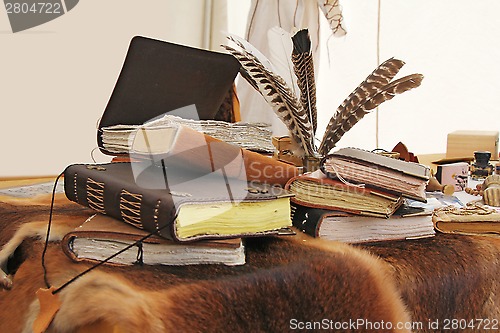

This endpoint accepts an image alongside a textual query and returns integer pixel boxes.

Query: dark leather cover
[291,202,433,242]
[97,36,240,155]
[63,162,293,242]
[290,202,348,237]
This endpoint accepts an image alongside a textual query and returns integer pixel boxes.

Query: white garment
[238,0,346,135]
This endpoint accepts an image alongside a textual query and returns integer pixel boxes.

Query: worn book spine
[290,203,347,237]
[290,203,324,237]
[64,163,178,241]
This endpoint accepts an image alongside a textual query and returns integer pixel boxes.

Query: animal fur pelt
[1,196,500,332]
[359,236,500,330]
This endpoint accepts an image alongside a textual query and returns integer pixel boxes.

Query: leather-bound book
[291,202,434,244]
[97,36,241,155]
[321,147,430,202]
[285,170,403,218]
[62,214,246,266]
[129,124,299,187]
[64,162,294,242]
[433,204,500,236]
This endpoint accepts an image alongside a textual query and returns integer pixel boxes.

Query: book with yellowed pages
[64,162,295,242]
[321,147,430,202]
[61,214,246,266]
[291,202,435,243]
[285,170,404,218]
[433,203,500,235]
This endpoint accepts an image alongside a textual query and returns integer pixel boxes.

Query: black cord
[52,220,175,295]
[41,171,64,289]
[42,170,177,294]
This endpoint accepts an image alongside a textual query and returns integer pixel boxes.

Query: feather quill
[267,27,297,95]
[222,36,315,156]
[291,29,318,134]
[267,27,298,137]
[222,35,424,160]
[318,58,422,155]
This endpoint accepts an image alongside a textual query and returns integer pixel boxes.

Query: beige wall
[0,0,211,176]
[2,0,500,177]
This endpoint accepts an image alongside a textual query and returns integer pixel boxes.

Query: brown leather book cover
[61,214,246,266]
[97,36,241,155]
[130,125,299,187]
[64,162,294,242]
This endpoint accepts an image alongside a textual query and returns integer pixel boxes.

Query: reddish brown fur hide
[1,196,499,332]
[359,235,500,327]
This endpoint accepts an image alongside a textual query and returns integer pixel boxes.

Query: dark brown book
[291,202,435,243]
[97,36,241,156]
[62,214,246,266]
[64,162,294,242]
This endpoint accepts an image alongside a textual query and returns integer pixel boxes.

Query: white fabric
[238,0,346,135]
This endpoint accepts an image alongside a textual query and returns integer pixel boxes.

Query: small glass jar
[470,151,494,180]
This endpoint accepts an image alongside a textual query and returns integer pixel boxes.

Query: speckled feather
[223,37,315,156]
[318,58,423,155]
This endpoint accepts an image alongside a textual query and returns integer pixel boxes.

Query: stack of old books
[61,36,300,267]
[286,147,436,243]
[63,125,298,266]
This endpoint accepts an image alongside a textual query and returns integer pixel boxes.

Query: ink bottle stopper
[470,151,494,180]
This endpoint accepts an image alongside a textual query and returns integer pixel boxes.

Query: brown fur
[359,235,500,327]
[1,196,499,332]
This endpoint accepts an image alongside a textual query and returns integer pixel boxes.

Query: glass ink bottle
[470,151,494,180]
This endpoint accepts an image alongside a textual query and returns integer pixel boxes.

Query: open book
[62,214,246,266]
